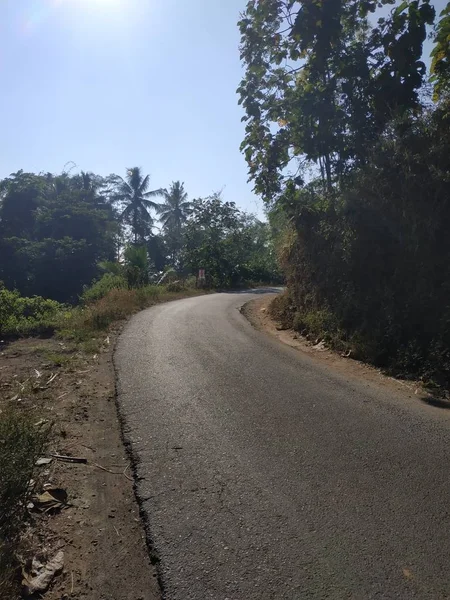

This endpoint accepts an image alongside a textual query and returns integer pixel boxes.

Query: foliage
[0,170,118,303]
[58,283,204,342]
[111,167,164,244]
[124,244,151,288]
[0,409,49,597]
[238,0,435,197]
[431,2,450,100]
[82,273,127,304]
[157,181,192,266]
[183,193,282,287]
[240,1,450,385]
[0,284,65,337]
[277,105,450,383]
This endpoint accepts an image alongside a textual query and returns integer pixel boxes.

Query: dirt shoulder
[242,294,450,413]
[0,332,160,600]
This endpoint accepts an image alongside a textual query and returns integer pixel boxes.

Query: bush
[0,285,64,337]
[269,291,295,328]
[184,275,198,289]
[0,278,204,345]
[82,273,127,304]
[85,289,138,330]
[60,286,162,336]
[277,105,450,384]
[0,410,49,596]
[134,285,160,308]
[165,280,185,293]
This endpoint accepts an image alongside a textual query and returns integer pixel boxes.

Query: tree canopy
[0,168,281,304]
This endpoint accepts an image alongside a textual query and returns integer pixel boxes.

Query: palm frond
[120,204,134,220]
[155,203,171,215]
[139,174,150,195]
[143,188,165,199]
[141,198,160,211]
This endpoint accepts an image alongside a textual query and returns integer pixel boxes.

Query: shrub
[134,285,161,308]
[0,286,64,337]
[269,291,295,328]
[276,105,450,384]
[184,275,198,289]
[82,273,127,304]
[87,289,138,330]
[124,245,150,288]
[165,280,185,293]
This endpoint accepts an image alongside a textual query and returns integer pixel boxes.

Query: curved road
[115,291,450,599]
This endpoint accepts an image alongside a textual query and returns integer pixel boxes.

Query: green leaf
[394,1,409,16]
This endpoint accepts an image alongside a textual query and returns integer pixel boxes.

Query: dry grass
[269,290,296,328]
[57,285,206,346]
[0,409,50,597]
[0,282,207,597]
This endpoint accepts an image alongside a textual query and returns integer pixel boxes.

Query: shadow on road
[421,396,450,410]
[223,287,283,295]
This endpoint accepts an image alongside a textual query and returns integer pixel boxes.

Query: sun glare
[54,0,124,10]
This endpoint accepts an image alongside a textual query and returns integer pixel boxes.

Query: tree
[183,193,281,287]
[156,181,192,265]
[238,0,435,200]
[0,171,44,238]
[431,2,450,100]
[0,170,118,302]
[112,167,163,243]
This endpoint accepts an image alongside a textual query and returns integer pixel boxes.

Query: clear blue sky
[0,0,446,218]
[0,0,264,215]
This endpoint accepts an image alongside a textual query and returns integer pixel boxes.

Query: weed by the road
[0,409,50,597]
[58,284,205,343]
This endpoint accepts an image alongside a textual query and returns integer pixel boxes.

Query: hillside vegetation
[239,0,450,386]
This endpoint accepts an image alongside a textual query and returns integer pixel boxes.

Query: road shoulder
[0,333,160,600]
[242,294,447,413]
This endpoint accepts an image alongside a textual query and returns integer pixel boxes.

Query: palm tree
[157,181,191,231]
[113,167,164,243]
[157,181,192,265]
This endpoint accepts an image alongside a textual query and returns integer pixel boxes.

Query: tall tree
[238,0,435,200]
[112,167,163,243]
[157,181,192,265]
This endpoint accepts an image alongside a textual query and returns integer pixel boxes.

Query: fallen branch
[50,454,87,464]
[123,464,133,482]
[47,373,58,385]
[93,462,115,474]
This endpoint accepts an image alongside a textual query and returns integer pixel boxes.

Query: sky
[0,0,447,219]
[0,0,264,215]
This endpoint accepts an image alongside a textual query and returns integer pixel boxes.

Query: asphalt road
[115,290,450,599]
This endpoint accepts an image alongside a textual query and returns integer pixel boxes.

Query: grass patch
[40,351,73,368]
[0,409,50,597]
[57,284,206,345]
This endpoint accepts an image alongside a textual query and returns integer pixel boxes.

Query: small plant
[124,245,150,288]
[41,351,72,368]
[134,285,160,308]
